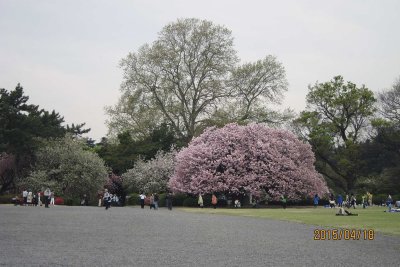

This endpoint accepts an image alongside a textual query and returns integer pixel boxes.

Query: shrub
[127,193,139,206]
[183,197,198,207]
[373,194,387,205]
[158,193,166,207]
[172,193,187,206]
[0,194,14,204]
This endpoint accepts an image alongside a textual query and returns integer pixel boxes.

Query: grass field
[180,206,400,236]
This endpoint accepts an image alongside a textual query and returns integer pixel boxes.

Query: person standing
[97,190,103,207]
[362,194,368,209]
[345,194,350,208]
[211,194,218,209]
[149,194,155,210]
[166,192,173,210]
[44,188,51,208]
[50,191,55,206]
[337,194,343,207]
[27,190,33,206]
[386,195,393,211]
[153,193,159,210]
[22,189,28,206]
[198,194,204,208]
[367,192,373,206]
[103,189,111,210]
[139,192,146,209]
[37,191,42,206]
[313,194,319,208]
[281,195,287,209]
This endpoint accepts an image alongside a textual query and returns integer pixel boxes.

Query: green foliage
[0,84,90,194]
[24,135,108,200]
[64,197,81,206]
[122,149,176,194]
[294,76,377,192]
[107,18,291,142]
[96,124,180,174]
[158,193,166,207]
[0,194,14,204]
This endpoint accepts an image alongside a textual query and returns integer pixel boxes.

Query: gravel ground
[0,204,399,266]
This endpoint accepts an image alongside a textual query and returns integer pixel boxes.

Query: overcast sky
[1,0,399,141]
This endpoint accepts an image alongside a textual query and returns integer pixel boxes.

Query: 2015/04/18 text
[314,229,375,240]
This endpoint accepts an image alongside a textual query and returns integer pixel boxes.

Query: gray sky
[1,0,399,141]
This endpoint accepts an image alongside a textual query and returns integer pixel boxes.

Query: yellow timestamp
[314,229,375,240]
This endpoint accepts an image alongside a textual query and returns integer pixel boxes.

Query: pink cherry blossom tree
[169,123,328,200]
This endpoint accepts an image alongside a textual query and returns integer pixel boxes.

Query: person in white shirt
[103,189,111,210]
[37,192,42,206]
[50,192,55,205]
[22,189,28,206]
[27,191,33,206]
[139,192,146,209]
[44,188,51,208]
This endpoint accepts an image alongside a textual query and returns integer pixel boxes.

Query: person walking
[198,194,204,208]
[103,189,111,210]
[44,188,51,208]
[166,192,173,210]
[153,193,159,210]
[139,192,146,209]
[211,194,218,209]
[313,194,319,208]
[350,193,356,209]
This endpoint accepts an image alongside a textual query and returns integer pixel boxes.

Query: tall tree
[304,76,376,144]
[0,84,89,193]
[227,55,291,124]
[378,76,400,124]
[96,123,179,174]
[293,76,376,191]
[107,18,290,142]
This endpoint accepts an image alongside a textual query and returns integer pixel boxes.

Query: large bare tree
[107,18,289,142]
[378,77,400,124]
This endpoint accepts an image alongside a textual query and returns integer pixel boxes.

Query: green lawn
[180,206,400,236]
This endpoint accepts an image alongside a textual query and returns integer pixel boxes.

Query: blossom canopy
[169,123,328,200]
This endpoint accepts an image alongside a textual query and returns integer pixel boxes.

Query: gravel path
[0,205,399,266]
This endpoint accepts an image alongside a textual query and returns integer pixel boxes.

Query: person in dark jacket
[154,193,159,210]
[166,192,173,210]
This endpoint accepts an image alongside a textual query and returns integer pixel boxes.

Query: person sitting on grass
[336,207,358,216]
[234,199,241,208]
